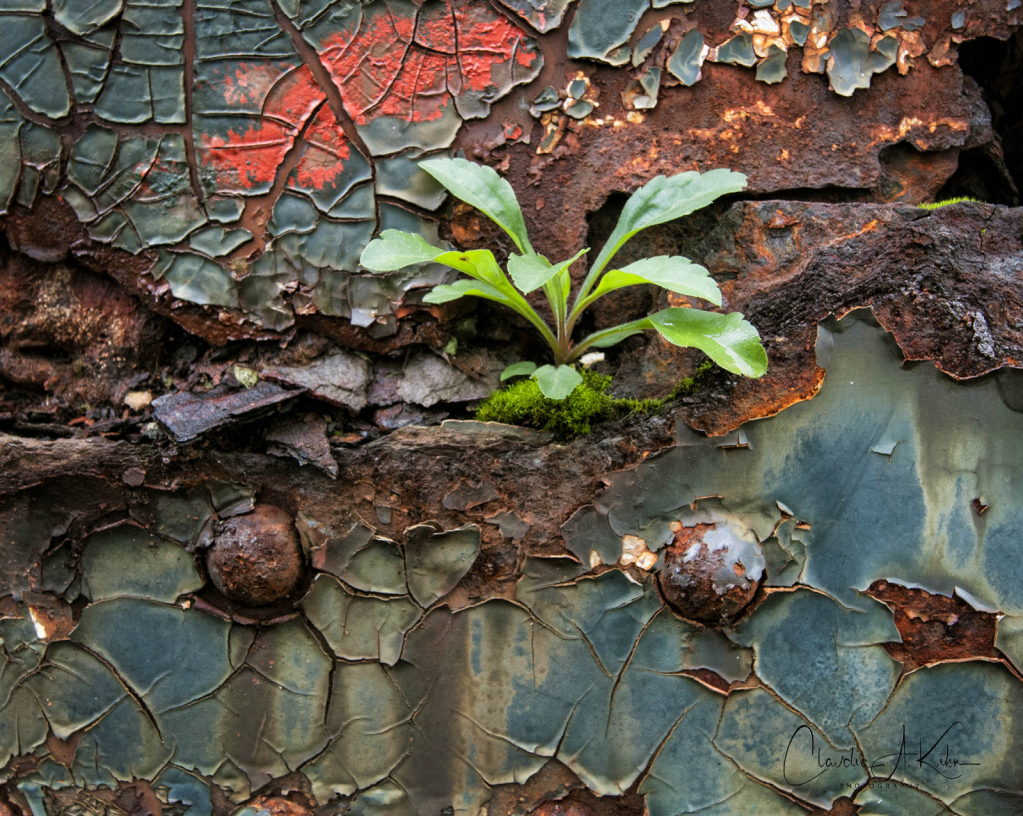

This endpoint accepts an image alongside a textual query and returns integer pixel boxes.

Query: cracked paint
[0,0,1009,341]
[5,312,1023,812]
[1,2,1023,815]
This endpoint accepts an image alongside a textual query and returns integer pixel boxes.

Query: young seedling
[359,158,767,400]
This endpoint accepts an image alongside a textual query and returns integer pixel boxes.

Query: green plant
[359,158,767,400]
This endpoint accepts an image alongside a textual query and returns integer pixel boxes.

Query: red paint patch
[264,64,327,126]
[200,121,296,193]
[287,106,354,192]
[198,63,326,194]
[316,0,540,125]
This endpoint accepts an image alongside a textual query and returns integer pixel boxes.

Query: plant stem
[565,316,650,362]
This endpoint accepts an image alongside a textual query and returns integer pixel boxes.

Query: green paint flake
[301,574,420,665]
[826,29,898,96]
[640,692,794,816]
[62,33,115,104]
[52,0,123,36]
[207,196,245,223]
[154,767,213,816]
[0,16,71,118]
[151,251,240,307]
[716,33,757,67]
[343,537,407,594]
[190,225,253,257]
[67,124,120,198]
[857,663,1023,804]
[96,63,185,124]
[0,90,23,214]
[667,29,705,86]
[120,0,185,66]
[494,0,572,33]
[328,183,376,219]
[26,641,128,739]
[684,628,752,683]
[756,45,788,84]
[69,598,239,715]
[732,590,901,747]
[355,102,462,158]
[72,696,172,786]
[375,151,448,211]
[995,615,1023,673]
[715,688,867,806]
[561,504,623,566]
[567,0,647,65]
[81,524,203,602]
[518,561,660,676]
[632,22,665,67]
[301,661,413,801]
[404,523,481,607]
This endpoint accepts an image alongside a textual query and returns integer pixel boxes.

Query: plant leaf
[500,361,538,381]
[360,230,447,272]
[397,246,560,354]
[422,279,508,305]
[420,157,534,254]
[647,307,767,378]
[592,256,722,305]
[581,169,746,299]
[508,249,588,294]
[362,232,509,286]
[531,365,583,400]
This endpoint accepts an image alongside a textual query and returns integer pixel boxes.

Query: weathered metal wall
[1,1,1022,816]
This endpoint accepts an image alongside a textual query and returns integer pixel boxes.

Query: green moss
[474,361,715,441]
[668,359,713,399]
[475,370,653,440]
[917,196,980,210]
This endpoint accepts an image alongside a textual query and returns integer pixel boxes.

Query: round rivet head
[206,505,303,606]
[659,521,766,626]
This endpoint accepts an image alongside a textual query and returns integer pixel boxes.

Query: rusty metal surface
[593,200,1023,435]
[0,313,1022,816]
[0,0,1017,348]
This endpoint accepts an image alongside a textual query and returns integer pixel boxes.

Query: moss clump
[918,196,980,210]
[474,361,714,441]
[475,370,656,440]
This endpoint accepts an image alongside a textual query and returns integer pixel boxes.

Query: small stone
[659,521,766,626]
[121,467,146,487]
[206,506,304,606]
[124,391,153,411]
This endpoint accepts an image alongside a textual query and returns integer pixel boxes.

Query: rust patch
[805,797,859,816]
[243,793,313,816]
[462,58,981,265]
[597,201,1023,436]
[658,522,764,626]
[866,580,1000,672]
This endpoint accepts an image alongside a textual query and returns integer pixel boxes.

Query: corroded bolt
[206,505,303,606]
[658,521,766,626]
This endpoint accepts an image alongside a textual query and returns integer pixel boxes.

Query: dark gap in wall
[956,30,1023,202]
[935,145,1019,205]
